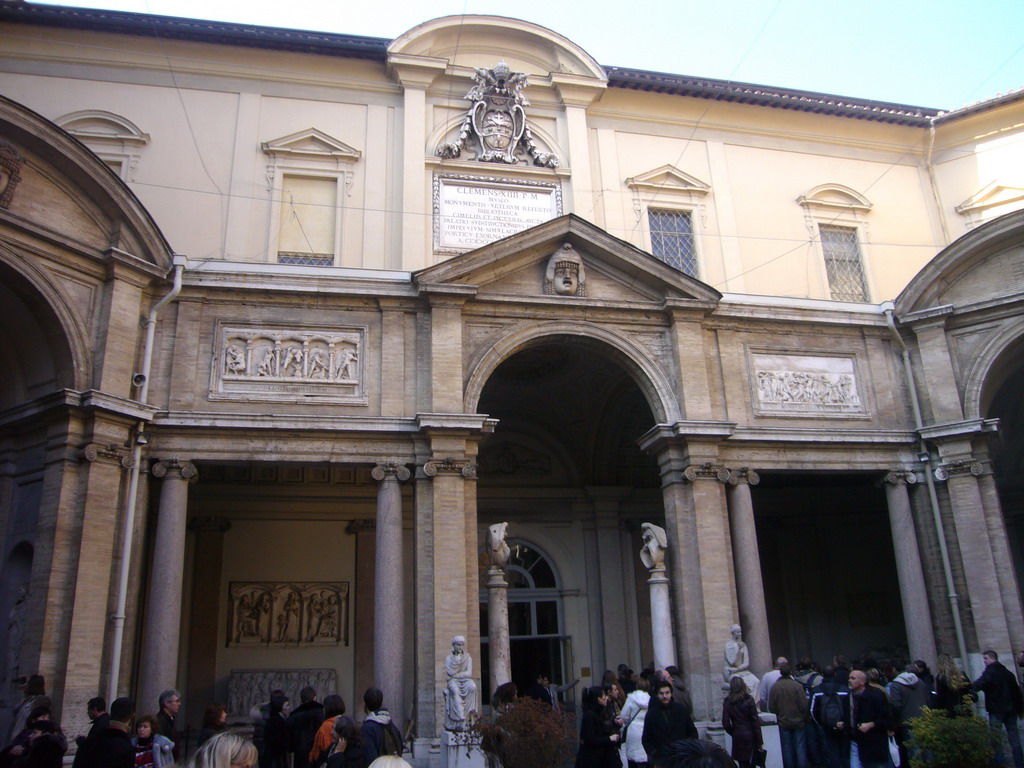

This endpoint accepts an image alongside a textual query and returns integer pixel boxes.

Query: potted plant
[472,697,575,768]
[907,703,998,768]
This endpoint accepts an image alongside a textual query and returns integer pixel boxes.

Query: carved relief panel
[227,668,337,716]
[748,350,867,418]
[227,582,349,647]
[210,324,367,404]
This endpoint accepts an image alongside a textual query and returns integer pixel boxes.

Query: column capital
[81,442,135,469]
[346,519,376,534]
[371,462,411,482]
[423,458,476,478]
[152,458,198,481]
[683,462,732,484]
[882,470,919,486]
[934,459,989,481]
[188,516,232,533]
[726,467,760,486]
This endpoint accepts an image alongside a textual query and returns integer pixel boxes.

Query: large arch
[464,319,681,424]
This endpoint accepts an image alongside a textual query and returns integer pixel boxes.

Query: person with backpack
[810,667,850,768]
[360,689,403,764]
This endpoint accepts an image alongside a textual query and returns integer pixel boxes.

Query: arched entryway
[980,334,1024,598]
[474,335,664,702]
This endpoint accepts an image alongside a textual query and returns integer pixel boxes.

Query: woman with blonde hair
[934,653,976,716]
[367,757,413,768]
[187,731,258,768]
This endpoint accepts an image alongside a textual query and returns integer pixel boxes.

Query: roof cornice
[0,2,991,125]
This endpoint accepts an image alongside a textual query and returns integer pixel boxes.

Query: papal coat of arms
[437,60,558,167]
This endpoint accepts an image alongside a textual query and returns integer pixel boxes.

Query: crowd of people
[0,674,409,768]
[4,649,1022,768]
[747,650,1024,768]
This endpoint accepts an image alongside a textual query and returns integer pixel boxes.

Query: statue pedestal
[441,730,486,768]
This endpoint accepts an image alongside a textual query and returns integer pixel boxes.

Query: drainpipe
[882,303,969,668]
[107,254,187,703]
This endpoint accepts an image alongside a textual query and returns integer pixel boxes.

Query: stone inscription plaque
[434,175,561,253]
[750,351,865,417]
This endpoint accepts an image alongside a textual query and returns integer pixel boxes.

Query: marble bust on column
[723,624,760,701]
[444,635,478,731]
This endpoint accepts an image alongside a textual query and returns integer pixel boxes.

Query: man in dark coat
[843,670,890,768]
[642,680,698,767]
[973,650,1024,768]
[287,686,325,768]
[810,667,850,768]
[72,696,134,768]
[155,689,181,761]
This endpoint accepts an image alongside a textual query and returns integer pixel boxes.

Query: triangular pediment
[626,164,710,196]
[261,128,361,161]
[956,182,1024,215]
[414,214,721,305]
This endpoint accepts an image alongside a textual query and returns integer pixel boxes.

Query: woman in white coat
[618,676,650,768]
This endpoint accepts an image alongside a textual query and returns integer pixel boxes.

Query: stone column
[347,519,377,704]
[976,469,1024,652]
[139,458,197,713]
[372,461,410,729]
[640,522,677,669]
[486,564,511,693]
[882,471,937,666]
[184,517,231,721]
[726,469,771,678]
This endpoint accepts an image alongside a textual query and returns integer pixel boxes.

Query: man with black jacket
[974,650,1024,768]
[841,671,890,768]
[72,697,134,768]
[642,680,698,767]
[287,686,325,768]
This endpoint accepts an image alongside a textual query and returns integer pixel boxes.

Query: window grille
[648,208,697,277]
[277,253,334,266]
[819,225,868,302]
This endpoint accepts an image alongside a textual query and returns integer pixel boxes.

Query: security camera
[132,373,147,387]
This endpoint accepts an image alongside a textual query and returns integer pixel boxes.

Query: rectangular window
[820,224,868,302]
[278,175,337,266]
[648,208,697,277]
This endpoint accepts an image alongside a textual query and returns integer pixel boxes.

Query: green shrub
[907,704,997,768]
[472,696,575,768]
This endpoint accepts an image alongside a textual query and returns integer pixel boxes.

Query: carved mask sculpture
[544,243,586,296]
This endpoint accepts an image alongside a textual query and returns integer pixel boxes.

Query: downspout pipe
[882,302,969,668]
[107,254,187,703]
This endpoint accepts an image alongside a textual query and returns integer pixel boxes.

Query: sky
[30,0,1024,110]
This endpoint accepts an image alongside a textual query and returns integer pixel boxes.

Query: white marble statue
[723,624,760,702]
[488,522,510,569]
[640,522,667,570]
[444,635,478,731]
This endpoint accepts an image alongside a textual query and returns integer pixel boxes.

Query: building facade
[0,4,1023,757]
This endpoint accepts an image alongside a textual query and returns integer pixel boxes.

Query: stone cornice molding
[416,283,479,303]
[637,420,736,453]
[416,413,497,434]
[423,458,477,478]
[152,458,198,481]
[386,53,448,89]
[918,418,999,442]
[371,461,411,482]
[81,390,160,423]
